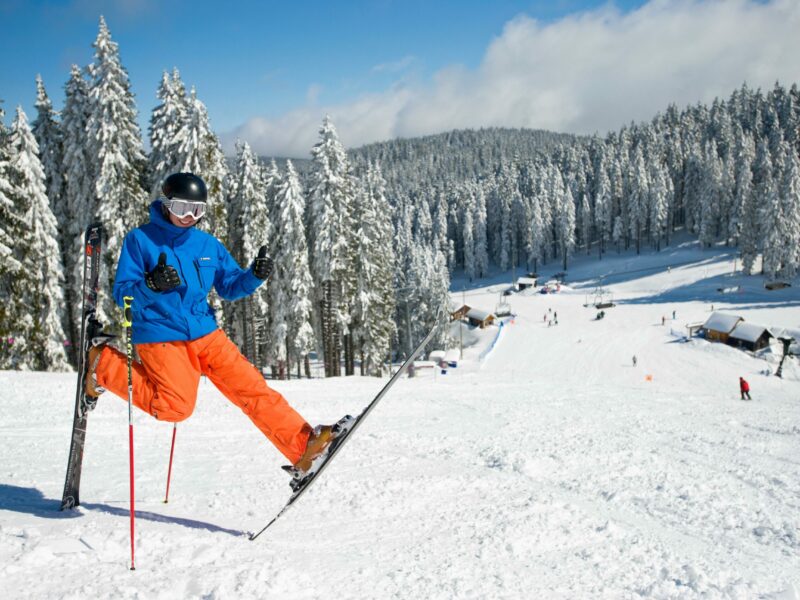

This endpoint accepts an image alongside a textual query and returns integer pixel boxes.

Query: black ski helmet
[162,172,207,203]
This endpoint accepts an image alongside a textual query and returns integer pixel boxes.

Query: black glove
[252,246,274,280]
[145,252,181,292]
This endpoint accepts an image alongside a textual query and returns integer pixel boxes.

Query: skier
[632,355,637,367]
[739,377,752,400]
[661,315,665,326]
[672,310,676,320]
[85,173,338,475]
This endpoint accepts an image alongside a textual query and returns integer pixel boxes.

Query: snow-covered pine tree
[270,160,315,378]
[558,174,576,270]
[32,75,64,225]
[627,146,649,254]
[612,215,624,253]
[594,153,612,256]
[698,141,722,248]
[228,140,270,366]
[307,116,355,377]
[407,245,450,350]
[578,192,591,255]
[778,143,800,278]
[648,161,670,251]
[750,139,774,276]
[527,175,545,272]
[472,182,489,278]
[351,161,396,375]
[8,107,69,371]
[0,105,25,368]
[61,64,93,356]
[462,189,475,280]
[729,126,754,246]
[86,16,148,326]
[173,86,229,241]
[147,69,188,198]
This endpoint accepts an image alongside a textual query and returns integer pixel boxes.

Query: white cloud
[223,0,800,158]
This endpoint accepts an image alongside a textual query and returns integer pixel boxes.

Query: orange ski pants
[94,328,311,464]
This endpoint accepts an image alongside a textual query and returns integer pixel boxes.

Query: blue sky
[1,1,797,157]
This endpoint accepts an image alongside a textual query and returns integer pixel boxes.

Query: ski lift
[495,293,512,317]
[589,286,615,309]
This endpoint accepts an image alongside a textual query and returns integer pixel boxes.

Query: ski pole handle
[123,296,133,328]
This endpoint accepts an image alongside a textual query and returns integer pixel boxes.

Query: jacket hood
[149,200,195,240]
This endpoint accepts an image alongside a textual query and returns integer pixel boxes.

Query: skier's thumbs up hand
[252,245,274,280]
[145,252,181,292]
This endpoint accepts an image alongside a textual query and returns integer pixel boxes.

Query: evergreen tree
[351,162,397,375]
[31,75,64,224]
[0,105,25,368]
[307,116,355,377]
[8,107,69,370]
[648,161,670,251]
[698,141,722,247]
[270,160,315,378]
[729,127,754,245]
[779,145,800,278]
[462,191,475,280]
[173,87,228,241]
[60,64,93,356]
[558,174,576,270]
[228,140,270,365]
[147,68,188,198]
[747,139,774,275]
[85,16,148,325]
[472,183,489,278]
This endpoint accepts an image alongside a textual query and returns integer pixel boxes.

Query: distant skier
[672,310,676,320]
[739,377,752,400]
[661,315,665,326]
[85,173,342,476]
[632,355,637,367]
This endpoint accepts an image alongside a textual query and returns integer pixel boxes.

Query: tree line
[1,16,798,373]
[0,17,421,374]
[353,83,800,284]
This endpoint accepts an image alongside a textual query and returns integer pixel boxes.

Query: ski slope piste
[0,240,798,598]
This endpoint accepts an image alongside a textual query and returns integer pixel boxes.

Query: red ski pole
[123,296,136,571]
[164,424,177,503]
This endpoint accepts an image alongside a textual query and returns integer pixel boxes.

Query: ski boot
[282,415,356,489]
[83,322,117,409]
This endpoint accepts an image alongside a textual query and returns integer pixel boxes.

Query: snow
[2,240,799,598]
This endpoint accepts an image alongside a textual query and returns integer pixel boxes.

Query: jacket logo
[199,257,211,261]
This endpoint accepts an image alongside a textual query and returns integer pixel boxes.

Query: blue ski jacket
[113,201,262,344]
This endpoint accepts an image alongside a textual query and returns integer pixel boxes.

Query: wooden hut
[516,276,537,291]
[701,312,743,343]
[466,308,495,329]
[728,322,774,352]
[450,305,470,322]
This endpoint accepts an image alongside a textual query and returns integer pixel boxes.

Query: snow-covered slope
[2,241,798,599]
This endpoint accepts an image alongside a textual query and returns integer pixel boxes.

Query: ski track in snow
[1,243,799,599]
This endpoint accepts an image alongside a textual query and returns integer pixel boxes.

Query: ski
[249,312,442,540]
[60,223,103,510]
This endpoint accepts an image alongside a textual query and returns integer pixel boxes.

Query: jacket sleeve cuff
[244,268,263,292]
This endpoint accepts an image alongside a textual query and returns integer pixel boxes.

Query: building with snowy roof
[466,308,495,329]
[728,322,774,352]
[516,276,537,291]
[701,312,743,343]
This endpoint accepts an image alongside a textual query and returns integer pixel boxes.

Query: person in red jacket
[739,377,752,400]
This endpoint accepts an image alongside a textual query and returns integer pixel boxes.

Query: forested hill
[350,127,579,188]
[338,82,800,288]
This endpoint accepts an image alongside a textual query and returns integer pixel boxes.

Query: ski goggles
[166,198,207,220]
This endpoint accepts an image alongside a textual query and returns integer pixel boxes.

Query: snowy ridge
[1,240,799,598]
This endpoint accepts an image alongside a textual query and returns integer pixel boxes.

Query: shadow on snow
[0,484,246,537]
